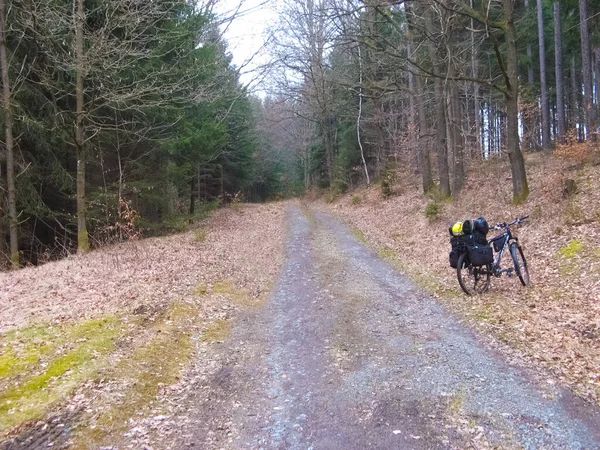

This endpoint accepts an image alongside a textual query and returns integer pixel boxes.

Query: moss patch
[74,301,199,447]
[352,228,367,244]
[0,318,123,434]
[301,205,317,224]
[211,281,235,294]
[557,239,585,259]
[376,246,396,261]
[202,319,231,343]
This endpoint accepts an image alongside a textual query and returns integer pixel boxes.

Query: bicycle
[457,216,530,295]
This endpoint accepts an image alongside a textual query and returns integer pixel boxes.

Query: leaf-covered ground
[1,204,284,332]
[320,153,600,405]
[0,203,287,446]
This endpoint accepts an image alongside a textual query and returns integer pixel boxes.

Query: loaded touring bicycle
[449,216,530,295]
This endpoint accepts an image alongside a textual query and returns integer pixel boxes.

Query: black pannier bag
[473,230,488,245]
[465,235,494,266]
[449,236,467,268]
[450,236,471,269]
[461,220,474,235]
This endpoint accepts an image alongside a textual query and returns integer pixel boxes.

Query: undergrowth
[141,200,221,236]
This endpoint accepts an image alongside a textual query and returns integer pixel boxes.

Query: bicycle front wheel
[457,252,491,296]
[510,242,530,286]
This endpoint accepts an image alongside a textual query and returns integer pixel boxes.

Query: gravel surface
[164,205,600,449]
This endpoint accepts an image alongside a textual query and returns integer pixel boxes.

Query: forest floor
[320,151,600,408]
[4,203,598,449]
[0,203,286,448]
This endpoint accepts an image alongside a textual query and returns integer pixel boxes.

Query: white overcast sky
[213,0,279,91]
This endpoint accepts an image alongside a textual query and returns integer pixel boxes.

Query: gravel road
[175,206,600,449]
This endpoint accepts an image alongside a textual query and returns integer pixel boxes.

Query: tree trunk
[504,0,529,202]
[470,0,482,158]
[0,0,19,268]
[524,0,535,150]
[323,115,335,185]
[415,73,433,193]
[407,43,417,171]
[75,0,89,252]
[406,3,433,193]
[579,0,595,140]
[450,82,464,195]
[447,29,464,195]
[595,48,600,123]
[435,84,450,198]
[189,171,196,216]
[537,0,551,148]
[426,13,450,198]
[304,151,310,191]
[525,0,535,85]
[570,55,580,137]
[554,1,566,144]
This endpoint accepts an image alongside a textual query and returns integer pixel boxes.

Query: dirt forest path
[162,205,600,450]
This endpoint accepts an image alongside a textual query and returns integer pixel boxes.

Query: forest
[1,0,599,269]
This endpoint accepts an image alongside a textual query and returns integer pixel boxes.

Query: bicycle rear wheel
[457,252,491,295]
[510,242,530,286]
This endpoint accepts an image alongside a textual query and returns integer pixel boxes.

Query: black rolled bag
[474,217,489,234]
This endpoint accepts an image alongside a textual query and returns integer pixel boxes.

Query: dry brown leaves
[321,153,600,405]
[0,203,287,333]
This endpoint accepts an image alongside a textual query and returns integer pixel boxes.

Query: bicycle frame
[493,233,511,267]
[491,226,519,277]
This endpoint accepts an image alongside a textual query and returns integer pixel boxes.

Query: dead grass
[320,152,600,405]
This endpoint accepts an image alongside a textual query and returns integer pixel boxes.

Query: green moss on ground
[557,239,585,259]
[352,228,367,244]
[74,301,199,447]
[301,205,317,224]
[0,317,123,434]
[202,319,231,343]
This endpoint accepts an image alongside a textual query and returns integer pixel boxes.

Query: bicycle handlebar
[494,215,529,230]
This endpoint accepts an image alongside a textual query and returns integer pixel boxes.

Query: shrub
[195,229,207,243]
[351,195,362,205]
[332,179,348,196]
[380,161,397,198]
[425,202,439,219]
[554,133,595,164]
[381,178,392,198]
